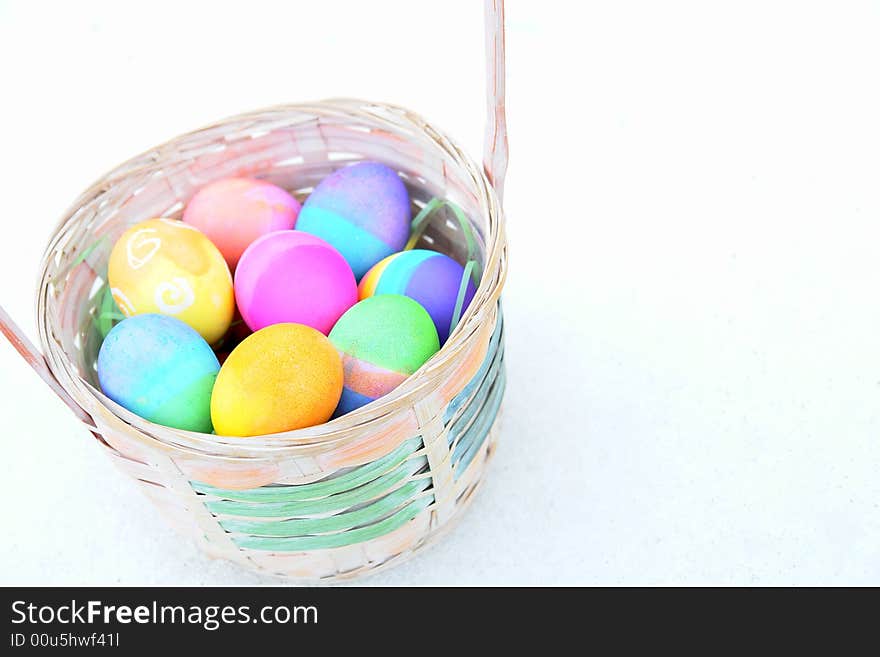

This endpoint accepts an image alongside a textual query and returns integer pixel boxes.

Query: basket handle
[0,305,94,425]
[484,0,508,202]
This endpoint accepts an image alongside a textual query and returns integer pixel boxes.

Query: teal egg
[97,314,220,432]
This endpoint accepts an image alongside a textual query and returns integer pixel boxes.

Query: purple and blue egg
[358,249,477,344]
[97,314,220,432]
[296,161,411,279]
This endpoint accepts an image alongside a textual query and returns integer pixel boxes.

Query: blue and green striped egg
[97,314,220,432]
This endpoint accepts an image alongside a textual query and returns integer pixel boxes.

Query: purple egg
[358,249,477,344]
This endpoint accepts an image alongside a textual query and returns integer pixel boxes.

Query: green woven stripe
[234,495,434,551]
[453,366,506,476]
[220,477,431,537]
[444,311,504,423]
[453,363,505,460]
[206,456,428,518]
[192,437,423,503]
[448,344,504,447]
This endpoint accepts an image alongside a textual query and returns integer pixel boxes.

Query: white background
[1,0,879,585]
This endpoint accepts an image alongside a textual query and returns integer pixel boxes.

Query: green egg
[329,295,440,415]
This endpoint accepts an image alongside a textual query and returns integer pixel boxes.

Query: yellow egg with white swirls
[108,218,233,345]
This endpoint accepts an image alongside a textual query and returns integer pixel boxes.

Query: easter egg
[108,218,234,345]
[359,249,477,344]
[234,230,357,334]
[210,323,343,436]
[329,295,440,416]
[182,177,301,269]
[97,314,220,432]
[297,161,411,279]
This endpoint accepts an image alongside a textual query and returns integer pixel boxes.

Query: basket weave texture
[35,99,507,580]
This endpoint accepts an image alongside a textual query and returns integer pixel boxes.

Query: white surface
[2,0,880,585]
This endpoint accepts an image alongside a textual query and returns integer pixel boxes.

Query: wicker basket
[0,1,508,582]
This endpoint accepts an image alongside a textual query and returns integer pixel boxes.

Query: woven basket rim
[36,98,507,457]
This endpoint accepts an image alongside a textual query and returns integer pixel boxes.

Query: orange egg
[210,323,343,437]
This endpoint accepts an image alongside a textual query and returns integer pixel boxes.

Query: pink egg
[183,177,301,269]
[235,230,357,334]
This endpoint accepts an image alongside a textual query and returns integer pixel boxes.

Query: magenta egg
[234,230,357,334]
